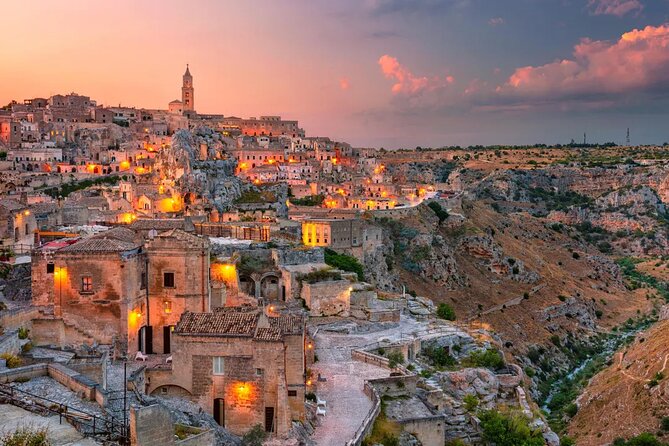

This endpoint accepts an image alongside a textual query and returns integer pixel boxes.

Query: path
[310,316,428,445]
[0,404,100,445]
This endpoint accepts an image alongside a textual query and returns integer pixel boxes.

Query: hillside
[567,319,669,445]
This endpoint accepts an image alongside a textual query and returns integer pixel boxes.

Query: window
[140,272,146,290]
[164,301,172,314]
[213,357,225,375]
[163,272,175,288]
[288,390,297,397]
[256,368,264,376]
[81,276,93,292]
[47,263,55,274]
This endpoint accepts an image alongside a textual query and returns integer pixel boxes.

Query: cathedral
[168,65,195,114]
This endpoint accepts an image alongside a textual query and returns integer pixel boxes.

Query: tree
[437,303,456,321]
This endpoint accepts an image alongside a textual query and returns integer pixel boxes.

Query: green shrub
[427,201,449,223]
[21,342,33,353]
[463,394,479,412]
[660,417,669,432]
[0,427,50,446]
[241,424,267,446]
[324,248,364,281]
[298,268,342,284]
[305,392,316,402]
[290,194,324,206]
[0,353,22,369]
[423,345,456,368]
[479,410,545,446]
[18,327,29,340]
[564,403,578,417]
[466,349,505,370]
[387,351,404,369]
[436,303,456,321]
[561,436,576,446]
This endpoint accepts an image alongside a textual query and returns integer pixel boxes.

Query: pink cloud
[378,55,454,96]
[497,24,669,102]
[588,0,643,17]
[339,77,350,91]
[488,17,504,26]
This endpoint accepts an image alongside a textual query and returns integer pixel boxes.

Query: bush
[423,345,456,368]
[436,303,456,321]
[0,353,22,369]
[305,392,316,402]
[290,194,324,206]
[466,349,505,370]
[241,425,266,446]
[660,417,669,432]
[324,248,364,281]
[479,410,545,446]
[564,403,578,417]
[298,268,342,284]
[427,201,449,223]
[561,437,576,446]
[387,351,404,369]
[18,327,29,340]
[22,342,33,353]
[0,427,50,446]
[463,394,479,412]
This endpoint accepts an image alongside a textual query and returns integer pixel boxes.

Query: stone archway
[239,274,256,297]
[260,272,281,301]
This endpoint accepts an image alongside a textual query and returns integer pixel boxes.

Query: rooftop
[176,308,303,341]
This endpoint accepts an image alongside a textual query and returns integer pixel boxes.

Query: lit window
[81,276,93,292]
[164,301,172,314]
[213,357,225,375]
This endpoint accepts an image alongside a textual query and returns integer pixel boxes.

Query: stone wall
[130,404,176,446]
[0,307,38,331]
[272,247,324,266]
[301,279,351,317]
[400,416,446,446]
[0,329,21,356]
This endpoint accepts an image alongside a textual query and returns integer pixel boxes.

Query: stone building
[31,227,146,352]
[31,227,210,357]
[0,198,37,251]
[145,307,307,438]
[301,218,364,248]
[145,228,210,355]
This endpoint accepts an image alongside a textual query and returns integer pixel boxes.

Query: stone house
[145,307,307,438]
[0,198,37,251]
[31,227,210,357]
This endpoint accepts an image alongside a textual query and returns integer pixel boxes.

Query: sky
[2,0,669,148]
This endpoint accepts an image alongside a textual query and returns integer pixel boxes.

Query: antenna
[626,128,630,146]
[583,133,587,145]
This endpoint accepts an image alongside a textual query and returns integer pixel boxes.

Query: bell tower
[182,64,194,112]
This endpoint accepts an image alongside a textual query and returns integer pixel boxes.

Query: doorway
[163,326,174,354]
[265,407,275,433]
[214,398,225,426]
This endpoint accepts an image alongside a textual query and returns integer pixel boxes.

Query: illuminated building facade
[145,307,307,438]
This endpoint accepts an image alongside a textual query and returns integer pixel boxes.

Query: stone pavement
[0,404,100,445]
[309,315,429,445]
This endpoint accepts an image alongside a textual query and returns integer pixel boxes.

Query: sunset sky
[3,0,669,147]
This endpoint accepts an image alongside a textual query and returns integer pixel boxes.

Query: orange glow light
[306,380,312,386]
[119,160,130,170]
[23,210,30,216]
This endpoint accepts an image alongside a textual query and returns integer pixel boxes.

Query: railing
[0,243,34,257]
[0,382,128,444]
[194,222,270,241]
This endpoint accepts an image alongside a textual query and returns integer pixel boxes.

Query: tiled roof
[176,310,304,341]
[130,219,185,231]
[59,237,139,253]
[176,311,258,337]
[59,227,141,253]
[155,229,208,248]
[0,199,26,212]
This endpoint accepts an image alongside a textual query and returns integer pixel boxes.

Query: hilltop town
[2,67,669,446]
